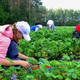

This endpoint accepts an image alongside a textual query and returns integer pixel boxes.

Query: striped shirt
[0,25,13,61]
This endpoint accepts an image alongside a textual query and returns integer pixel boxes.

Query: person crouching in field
[47,20,56,30]
[30,21,42,32]
[72,24,80,39]
[0,21,31,79]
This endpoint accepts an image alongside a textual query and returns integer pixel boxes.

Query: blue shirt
[7,41,19,60]
[52,24,56,30]
[30,26,39,32]
[47,23,56,30]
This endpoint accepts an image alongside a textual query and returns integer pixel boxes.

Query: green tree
[46,8,80,26]
[46,9,54,21]
[68,9,74,26]
[39,6,47,25]
[30,0,43,25]
[52,8,64,26]
[73,10,80,25]
[0,0,11,24]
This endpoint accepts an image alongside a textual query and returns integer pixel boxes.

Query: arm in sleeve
[0,33,11,61]
[35,27,39,31]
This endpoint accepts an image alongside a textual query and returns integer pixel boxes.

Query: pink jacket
[0,25,13,61]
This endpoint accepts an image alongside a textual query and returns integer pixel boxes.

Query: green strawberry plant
[26,57,38,64]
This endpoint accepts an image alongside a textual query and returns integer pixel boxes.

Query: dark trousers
[72,28,80,39]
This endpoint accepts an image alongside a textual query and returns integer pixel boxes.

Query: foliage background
[0,0,80,26]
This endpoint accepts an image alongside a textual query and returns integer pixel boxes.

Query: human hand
[20,61,30,69]
[26,56,28,59]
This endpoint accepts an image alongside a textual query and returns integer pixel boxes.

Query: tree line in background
[0,0,80,26]
[47,8,80,26]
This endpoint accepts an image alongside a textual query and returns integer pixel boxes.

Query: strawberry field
[0,26,80,80]
[19,26,80,60]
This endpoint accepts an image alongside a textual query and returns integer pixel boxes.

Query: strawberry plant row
[19,27,80,60]
[0,57,80,80]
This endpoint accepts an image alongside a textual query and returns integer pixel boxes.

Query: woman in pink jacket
[0,21,31,79]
